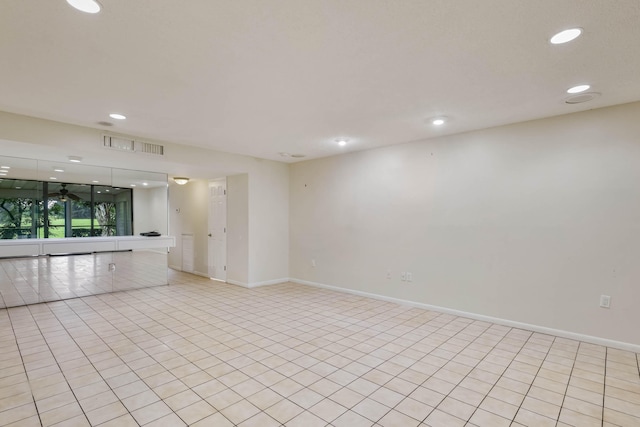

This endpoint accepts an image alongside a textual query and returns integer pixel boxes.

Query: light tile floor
[1,270,639,426]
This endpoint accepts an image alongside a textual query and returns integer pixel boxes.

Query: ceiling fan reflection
[48,183,81,202]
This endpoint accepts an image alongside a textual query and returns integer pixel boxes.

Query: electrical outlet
[406,272,412,282]
[400,272,406,281]
[599,295,611,308]
[311,259,316,268]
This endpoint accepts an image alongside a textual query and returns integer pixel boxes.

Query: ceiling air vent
[137,141,164,156]
[103,135,135,151]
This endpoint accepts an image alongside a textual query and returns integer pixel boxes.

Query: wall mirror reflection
[0,154,168,239]
[0,179,133,239]
[0,154,172,309]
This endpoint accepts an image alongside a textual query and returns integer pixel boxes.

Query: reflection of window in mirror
[0,179,38,239]
[0,178,132,239]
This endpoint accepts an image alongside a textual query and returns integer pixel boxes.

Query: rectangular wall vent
[102,135,165,156]
[137,141,164,156]
[103,135,135,151]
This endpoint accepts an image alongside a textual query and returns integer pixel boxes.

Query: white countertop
[0,235,176,257]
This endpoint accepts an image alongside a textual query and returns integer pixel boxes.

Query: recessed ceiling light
[15,186,21,189]
[97,191,101,194]
[50,177,57,180]
[428,116,448,126]
[92,180,99,183]
[0,166,10,169]
[130,184,136,187]
[550,28,582,44]
[68,156,82,163]
[336,138,349,147]
[109,113,126,120]
[279,152,291,157]
[66,0,102,14]
[106,189,110,192]
[142,182,148,186]
[53,168,65,173]
[567,84,590,94]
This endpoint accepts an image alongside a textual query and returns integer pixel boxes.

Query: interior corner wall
[248,162,290,285]
[227,174,249,285]
[168,179,209,276]
[133,186,168,236]
[133,189,150,236]
[289,102,640,347]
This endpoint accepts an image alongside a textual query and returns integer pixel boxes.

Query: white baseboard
[249,278,290,288]
[227,278,289,289]
[226,279,249,288]
[290,278,640,353]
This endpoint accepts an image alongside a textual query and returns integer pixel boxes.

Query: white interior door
[208,178,227,281]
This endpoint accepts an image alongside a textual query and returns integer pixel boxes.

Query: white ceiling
[1,1,639,162]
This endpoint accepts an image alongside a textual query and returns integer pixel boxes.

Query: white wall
[290,102,640,347]
[248,162,290,284]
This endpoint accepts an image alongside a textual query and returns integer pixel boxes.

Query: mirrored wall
[0,155,171,308]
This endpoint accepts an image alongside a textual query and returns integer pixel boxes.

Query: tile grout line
[411,321,507,425]
[16,304,90,426]
[47,297,153,426]
[3,275,639,427]
[359,315,517,424]
[72,285,268,426]
[5,307,44,427]
[602,347,607,427]
[34,301,117,427]
[124,283,421,424]
[58,293,185,426]
[112,283,582,426]
[353,313,476,423]
[108,284,456,424]
[468,330,555,426]
[553,340,580,427]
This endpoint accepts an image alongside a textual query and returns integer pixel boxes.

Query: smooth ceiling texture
[1,0,639,161]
